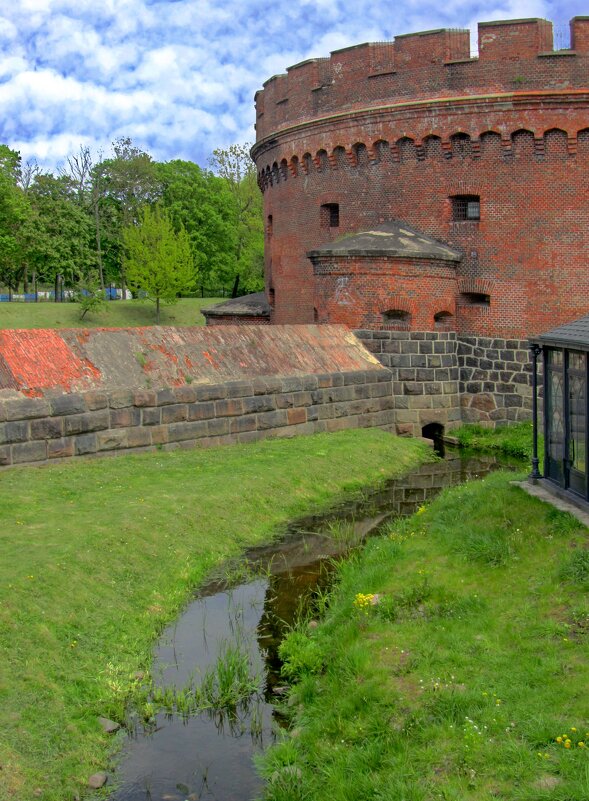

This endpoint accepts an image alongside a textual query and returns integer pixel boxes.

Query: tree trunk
[156,296,160,324]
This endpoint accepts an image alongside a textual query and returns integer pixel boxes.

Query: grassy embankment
[260,467,589,801]
[0,297,222,329]
[454,421,538,461]
[0,429,431,801]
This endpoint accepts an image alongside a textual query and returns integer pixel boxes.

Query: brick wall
[0,371,394,469]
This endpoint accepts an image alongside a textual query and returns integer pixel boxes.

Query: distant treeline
[0,139,263,297]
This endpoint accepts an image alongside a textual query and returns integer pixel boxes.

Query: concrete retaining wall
[0,370,394,469]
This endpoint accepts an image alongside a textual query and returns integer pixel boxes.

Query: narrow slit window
[461,292,490,307]
[320,203,339,229]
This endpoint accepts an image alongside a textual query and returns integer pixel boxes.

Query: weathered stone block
[142,407,161,426]
[225,380,254,398]
[353,384,371,400]
[215,398,245,417]
[408,395,433,409]
[292,391,313,407]
[149,425,169,445]
[51,394,86,416]
[75,433,97,455]
[168,421,207,442]
[279,376,304,392]
[230,415,257,434]
[243,395,277,414]
[187,401,215,421]
[133,389,157,407]
[207,418,231,437]
[109,389,135,409]
[173,386,198,403]
[161,404,188,424]
[2,421,29,443]
[331,386,355,402]
[0,445,11,465]
[30,417,64,440]
[287,407,307,425]
[5,398,51,421]
[97,430,128,450]
[47,437,75,459]
[404,382,423,395]
[110,408,141,429]
[257,410,288,430]
[12,441,47,463]
[84,391,108,410]
[127,428,152,448]
[65,410,110,435]
[316,373,334,388]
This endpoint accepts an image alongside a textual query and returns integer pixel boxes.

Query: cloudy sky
[0,0,584,171]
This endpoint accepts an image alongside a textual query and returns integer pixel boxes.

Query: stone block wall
[458,335,535,424]
[355,330,461,436]
[356,329,535,432]
[0,370,394,469]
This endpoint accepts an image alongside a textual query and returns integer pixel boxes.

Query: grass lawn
[0,297,223,329]
[262,471,589,801]
[0,429,430,801]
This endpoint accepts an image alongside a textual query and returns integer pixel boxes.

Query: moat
[111,450,520,801]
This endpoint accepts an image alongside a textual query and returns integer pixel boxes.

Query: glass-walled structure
[533,315,589,509]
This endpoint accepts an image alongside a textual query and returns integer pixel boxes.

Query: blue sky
[0,0,585,171]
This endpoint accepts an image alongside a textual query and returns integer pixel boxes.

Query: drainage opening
[422,423,445,456]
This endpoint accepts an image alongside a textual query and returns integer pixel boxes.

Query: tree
[210,143,264,292]
[157,159,236,289]
[0,146,32,293]
[123,205,196,323]
[93,138,163,293]
[27,173,95,287]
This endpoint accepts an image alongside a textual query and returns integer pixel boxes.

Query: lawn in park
[0,428,430,801]
[0,297,223,329]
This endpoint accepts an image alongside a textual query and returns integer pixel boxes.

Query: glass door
[567,350,588,499]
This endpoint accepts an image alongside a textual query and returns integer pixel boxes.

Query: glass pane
[547,365,564,481]
[548,348,563,367]
[570,351,585,371]
[568,353,586,486]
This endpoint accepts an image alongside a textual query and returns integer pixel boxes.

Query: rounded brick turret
[252,17,589,338]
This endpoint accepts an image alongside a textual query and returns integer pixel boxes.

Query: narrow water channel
[110,451,520,801]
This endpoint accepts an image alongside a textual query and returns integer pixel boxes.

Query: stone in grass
[98,716,120,734]
[88,772,108,789]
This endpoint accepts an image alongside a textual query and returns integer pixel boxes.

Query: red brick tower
[252,17,589,340]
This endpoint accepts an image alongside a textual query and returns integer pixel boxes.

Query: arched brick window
[434,311,454,330]
[382,309,411,330]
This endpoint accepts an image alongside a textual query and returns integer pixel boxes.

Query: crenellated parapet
[253,17,589,152]
[256,126,589,191]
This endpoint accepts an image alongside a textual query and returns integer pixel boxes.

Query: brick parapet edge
[0,369,394,469]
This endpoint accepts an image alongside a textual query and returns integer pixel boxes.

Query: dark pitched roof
[201,292,271,318]
[536,314,589,350]
[307,221,462,262]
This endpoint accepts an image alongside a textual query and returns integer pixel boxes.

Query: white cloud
[0,0,582,170]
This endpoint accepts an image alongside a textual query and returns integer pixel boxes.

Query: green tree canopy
[123,205,196,323]
[0,145,31,291]
[157,159,236,289]
[210,143,264,292]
